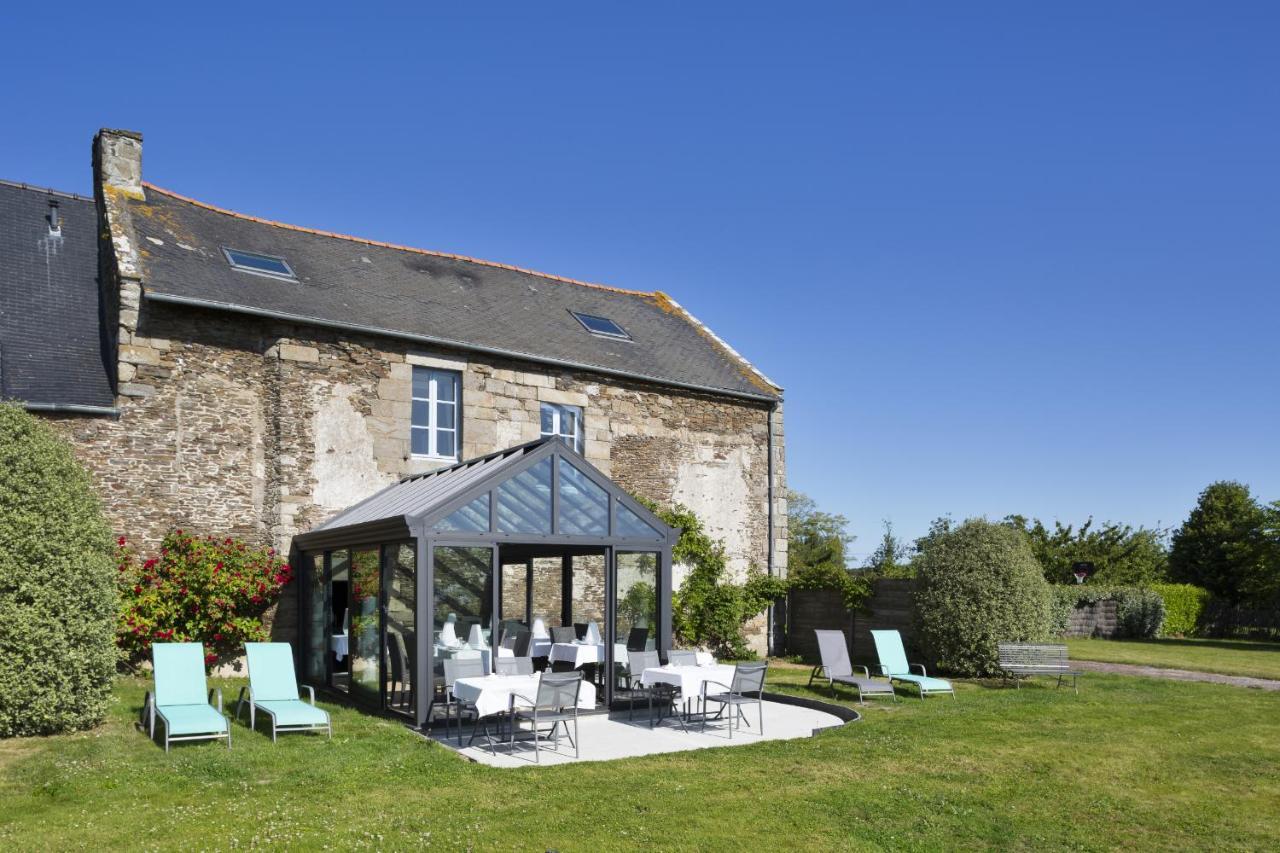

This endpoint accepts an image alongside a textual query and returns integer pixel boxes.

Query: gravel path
[1075,659,1280,691]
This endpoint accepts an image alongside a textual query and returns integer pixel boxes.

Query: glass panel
[329,549,350,692]
[570,553,606,627]
[411,400,428,427]
[412,367,430,399]
[530,557,564,630]
[540,404,554,434]
[305,553,327,683]
[434,370,457,402]
[435,400,455,429]
[616,552,658,654]
[617,500,663,540]
[436,430,456,459]
[496,456,553,534]
[411,428,429,456]
[434,546,494,681]
[558,457,608,535]
[226,248,292,277]
[500,562,529,629]
[350,547,382,706]
[384,543,415,718]
[436,494,490,532]
[573,311,629,338]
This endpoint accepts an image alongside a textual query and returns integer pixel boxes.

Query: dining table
[451,672,597,751]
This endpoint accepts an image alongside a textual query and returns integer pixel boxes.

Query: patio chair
[619,650,670,722]
[443,656,485,745]
[551,626,577,644]
[512,629,532,658]
[808,629,896,704]
[700,661,768,738]
[573,622,589,641]
[870,630,956,699]
[144,642,231,752]
[508,671,583,763]
[626,627,649,652]
[667,649,698,666]
[236,642,333,742]
[496,656,535,676]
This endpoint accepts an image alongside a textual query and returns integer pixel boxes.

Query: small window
[222,247,295,279]
[540,402,583,453]
[570,311,631,340]
[411,367,461,460]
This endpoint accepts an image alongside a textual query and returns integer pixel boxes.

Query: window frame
[540,401,584,453]
[411,367,461,461]
[569,310,632,341]
[221,246,297,280]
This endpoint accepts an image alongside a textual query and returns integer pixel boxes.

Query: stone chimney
[92,128,150,399]
[93,128,144,198]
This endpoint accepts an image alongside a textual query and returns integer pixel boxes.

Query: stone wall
[49,301,785,651]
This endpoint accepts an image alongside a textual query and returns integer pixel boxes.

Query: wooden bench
[997,643,1082,693]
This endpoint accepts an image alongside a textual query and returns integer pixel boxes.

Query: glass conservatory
[290,437,677,728]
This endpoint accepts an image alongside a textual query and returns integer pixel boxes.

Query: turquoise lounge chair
[870,630,956,699]
[236,642,332,742]
[144,642,231,752]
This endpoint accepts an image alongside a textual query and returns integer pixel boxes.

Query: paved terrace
[427,699,849,767]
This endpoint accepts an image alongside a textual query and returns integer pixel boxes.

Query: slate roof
[126,184,780,401]
[0,181,114,410]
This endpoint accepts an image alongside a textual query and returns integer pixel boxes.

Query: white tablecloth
[435,644,491,673]
[452,674,597,719]
[548,642,632,668]
[331,634,348,661]
[641,664,737,699]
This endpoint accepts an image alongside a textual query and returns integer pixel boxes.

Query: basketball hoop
[1071,561,1095,585]
[1073,570,1088,584]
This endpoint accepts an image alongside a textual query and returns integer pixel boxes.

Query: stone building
[0,129,787,654]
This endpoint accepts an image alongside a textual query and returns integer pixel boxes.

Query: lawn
[1065,636,1280,681]
[2,664,1279,851]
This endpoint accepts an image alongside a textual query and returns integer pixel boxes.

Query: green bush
[1050,585,1166,639]
[0,404,117,737]
[1152,583,1211,637]
[913,518,1053,677]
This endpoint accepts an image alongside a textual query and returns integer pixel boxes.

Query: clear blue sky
[4,3,1277,559]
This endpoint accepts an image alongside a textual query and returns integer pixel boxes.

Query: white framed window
[540,402,583,453]
[411,367,460,460]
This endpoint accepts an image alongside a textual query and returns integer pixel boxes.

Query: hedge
[914,519,1053,677]
[1152,583,1211,637]
[0,404,118,737]
[1050,585,1165,639]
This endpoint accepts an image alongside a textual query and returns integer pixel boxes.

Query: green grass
[2,665,1279,850]
[1066,636,1280,681]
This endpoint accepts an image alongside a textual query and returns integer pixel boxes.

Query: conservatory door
[348,546,382,707]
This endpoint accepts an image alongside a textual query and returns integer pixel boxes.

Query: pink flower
[117,536,126,546]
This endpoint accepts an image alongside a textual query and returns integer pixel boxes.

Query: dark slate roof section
[126,185,780,401]
[0,181,115,410]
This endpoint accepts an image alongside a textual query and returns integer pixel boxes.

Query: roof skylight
[222,247,296,280]
[571,311,631,340]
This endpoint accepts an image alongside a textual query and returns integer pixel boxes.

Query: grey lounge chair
[809,629,896,704]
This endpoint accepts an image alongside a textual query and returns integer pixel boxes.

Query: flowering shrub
[116,530,293,668]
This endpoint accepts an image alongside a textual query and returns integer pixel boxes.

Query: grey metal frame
[295,437,678,729]
[808,629,897,704]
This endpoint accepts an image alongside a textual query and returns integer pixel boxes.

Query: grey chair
[619,650,670,723]
[808,629,897,704]
[626,627,649,652]
[701,661,768,738]
[496,656,535,676]
[667,649,698,666]
[508,671,583,763]
[551,626,577,644]
[512,629,532,658]
[573,622,589,641]
[442,657,485,746]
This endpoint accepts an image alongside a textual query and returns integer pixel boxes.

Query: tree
[0,404,118,737]
[913,518,1053,677]
[865,519,909,573]
[1169,481,1266,602]
[1003,516,1169,586]
[787,490,853,572]
[1241,500,1280,603]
